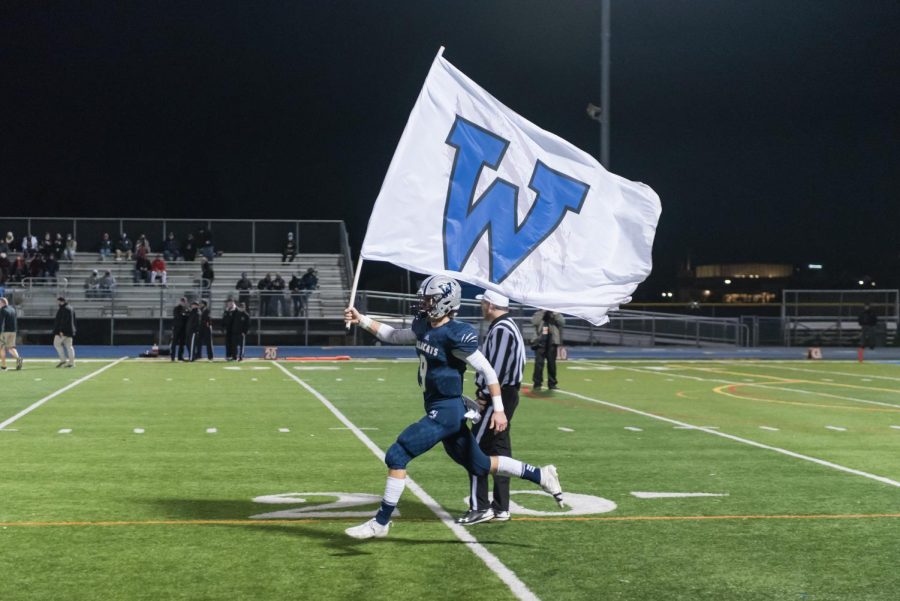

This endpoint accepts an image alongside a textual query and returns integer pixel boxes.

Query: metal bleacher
[10,252,350,319]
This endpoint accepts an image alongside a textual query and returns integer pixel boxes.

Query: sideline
[0,358,128,430]
[272,361,541,601]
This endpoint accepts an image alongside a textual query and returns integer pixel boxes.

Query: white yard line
[556,387,900,489]
[11,358,118,363]
[735,362,900,383]
[588,362,900,410]
[272,361,540,601]
[0,358,127,431]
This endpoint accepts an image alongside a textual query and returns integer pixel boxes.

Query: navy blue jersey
[411,317,479,403]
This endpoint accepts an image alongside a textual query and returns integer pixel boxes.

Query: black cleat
[455,508,495,525]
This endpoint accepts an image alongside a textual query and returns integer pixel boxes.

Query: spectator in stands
[235,272,253,313]
[45,253,60,281]
[9,255,27,283]
[135,234,151,259]
[116,232,133,261]
[289,271,304,316]
[200,257,214,299]
[133,254,151,284]
[98,232,113,261]
[163,231,181,262]
[183,233,197,262]
[52,233,65,258]
[21,233,37,259]
[29,253,46,279]
[84,269,100,298]
[2,232,16,253]
[300,267,319,315]
[271,273,287,316]
[64,233,77,261]
[199,238,216,262]
[0,234,10,255]
[196,227,212,247]
[257,273,273,316]
[39,233,53,258]
[99,269,116,298]
[282,232,297,264]
[0,252,9,285]
[858,304,879,350]
[301,266,318,290]
[150,254,168,286]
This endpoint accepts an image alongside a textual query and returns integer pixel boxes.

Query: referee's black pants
[469,385,519,512]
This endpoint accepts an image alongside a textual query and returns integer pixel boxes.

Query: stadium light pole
[587,0,611,168]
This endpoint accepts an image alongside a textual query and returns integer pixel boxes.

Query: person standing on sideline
[53,296,76,368]
[858,304,879,350]
[186,301,201,361]
[342,275,564,540]
[0,297,24,371]
[222,298,240,361]
[170,297,189,362]
[237,302,251,361]
[456,290,526,525]
[197,299,214,361]
[531,309,565,391]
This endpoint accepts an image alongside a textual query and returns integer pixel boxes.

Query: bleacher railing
[355,291,748,347]
[1,217,350,255]
[781,289,899,346]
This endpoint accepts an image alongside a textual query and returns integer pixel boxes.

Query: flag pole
[345,255,364,330]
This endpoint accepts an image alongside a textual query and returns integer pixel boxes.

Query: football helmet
[416,275,461,320]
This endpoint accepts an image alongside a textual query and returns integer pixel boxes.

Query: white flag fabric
[361,49,661,325]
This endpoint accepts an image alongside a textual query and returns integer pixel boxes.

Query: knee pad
[384,441,412,470]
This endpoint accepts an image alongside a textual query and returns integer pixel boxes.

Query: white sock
[383,475,406,506]
[495,456,525,478]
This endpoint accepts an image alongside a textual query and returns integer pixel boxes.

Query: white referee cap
[475,290,509,308]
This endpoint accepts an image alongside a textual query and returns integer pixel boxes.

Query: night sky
[3,1,899,295]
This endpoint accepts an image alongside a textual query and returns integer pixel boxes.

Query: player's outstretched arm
[344,307,416,344]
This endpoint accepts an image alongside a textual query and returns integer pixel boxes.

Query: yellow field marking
[712,384,900,413]
[2,514,899,528]
[679,365,900,394]
[675,365,800,383]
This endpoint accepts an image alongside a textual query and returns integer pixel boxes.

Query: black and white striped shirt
[475,314,526,396]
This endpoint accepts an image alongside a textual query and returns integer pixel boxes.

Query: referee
[456,290,526,525]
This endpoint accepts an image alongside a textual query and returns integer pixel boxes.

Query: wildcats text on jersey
[416,340,439,357]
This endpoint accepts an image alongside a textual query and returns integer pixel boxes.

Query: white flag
[361,49,661,325]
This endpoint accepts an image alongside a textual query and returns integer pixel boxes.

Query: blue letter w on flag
[443,116,590,284]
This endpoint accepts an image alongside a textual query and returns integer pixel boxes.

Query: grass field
[1,357,899,600]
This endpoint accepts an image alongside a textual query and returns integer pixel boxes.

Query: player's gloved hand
[463,396,483,424]
[490,410,508,433]
[344,307,361,324]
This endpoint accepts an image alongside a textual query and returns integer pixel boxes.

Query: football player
[343,275,564,539]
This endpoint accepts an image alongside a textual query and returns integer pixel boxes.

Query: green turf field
[1,358,898,600]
